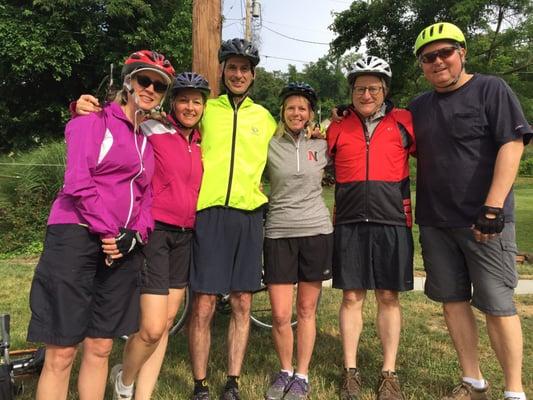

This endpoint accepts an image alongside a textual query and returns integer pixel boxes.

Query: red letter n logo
[308,151,318,161]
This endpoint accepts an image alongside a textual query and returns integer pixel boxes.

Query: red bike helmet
[122,50,175,84]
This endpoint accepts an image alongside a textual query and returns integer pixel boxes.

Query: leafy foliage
[0,0,193,152]
[0,141,65,253]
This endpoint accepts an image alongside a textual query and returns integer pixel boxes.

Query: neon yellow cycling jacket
[197,94,276,211]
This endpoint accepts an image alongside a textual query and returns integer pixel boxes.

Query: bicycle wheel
[168,286,192,335]
[250,284,298,329]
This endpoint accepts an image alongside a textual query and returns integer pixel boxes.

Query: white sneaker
[110,364,133,400]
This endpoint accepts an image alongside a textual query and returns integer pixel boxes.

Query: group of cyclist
[26,20,530,400]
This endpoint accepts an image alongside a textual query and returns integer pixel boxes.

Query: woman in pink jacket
[74,72,210,400]
[27,50,175,400]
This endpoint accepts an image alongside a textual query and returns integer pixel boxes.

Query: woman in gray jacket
[263,83,333,400]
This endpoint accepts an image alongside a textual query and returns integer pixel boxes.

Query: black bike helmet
[279,82,318,110]
[218,38,260,67]
[171,72,211,100]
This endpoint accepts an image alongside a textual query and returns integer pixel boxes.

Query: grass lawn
[0,260,532,399]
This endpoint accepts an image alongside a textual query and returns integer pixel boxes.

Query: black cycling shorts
[263,234,333,284]
[332,222,414,291]
[27,224,142,346]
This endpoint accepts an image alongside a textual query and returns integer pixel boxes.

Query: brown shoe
[340,369,362,400]
[441,382,490,400]
[376,371,404,400]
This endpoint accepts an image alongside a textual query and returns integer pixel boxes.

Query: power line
[262,25,330,45]
[263,54,312,64]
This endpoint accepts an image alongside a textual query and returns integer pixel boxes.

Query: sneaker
[110,364,133,400]
[283,376,310,400]
[220,386,240,400]
[340,369,362,400]
[441,382,490,400]
[376,371,404,400]
[191,391,210,400]
[265,371,291,400]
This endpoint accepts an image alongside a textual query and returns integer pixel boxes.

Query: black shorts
[141,221,192,295]
[27,224,142,346]
[263,234,333,284]
[332,222,413,291]
[191,207,263,294]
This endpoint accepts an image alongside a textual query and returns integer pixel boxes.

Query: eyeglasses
[419,46,459,64]
[353,85,383,96]
[135,75,169,94]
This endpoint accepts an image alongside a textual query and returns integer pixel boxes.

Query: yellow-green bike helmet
[414,22,466,56]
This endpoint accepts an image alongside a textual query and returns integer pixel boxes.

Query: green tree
[329,0,532,114]
[0,0,193,152]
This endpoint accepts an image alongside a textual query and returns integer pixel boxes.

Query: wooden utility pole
[192,0,221,97]
[245,0,252,42]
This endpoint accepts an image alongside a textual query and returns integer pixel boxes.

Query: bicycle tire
[121,286,192,340]
[168,286,192,336]
[250,284,298,330]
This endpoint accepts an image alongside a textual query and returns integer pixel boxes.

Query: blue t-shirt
[409,73,532,227]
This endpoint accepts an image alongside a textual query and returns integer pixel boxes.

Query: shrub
[0,141,65,254]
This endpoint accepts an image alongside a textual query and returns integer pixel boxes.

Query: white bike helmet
[347,56,392,86]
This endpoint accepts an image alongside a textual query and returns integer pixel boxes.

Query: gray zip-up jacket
[265,129,333,238]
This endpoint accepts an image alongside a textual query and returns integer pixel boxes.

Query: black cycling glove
[115,228,144,256]
[336,104,351,117]
[473,205,505,234]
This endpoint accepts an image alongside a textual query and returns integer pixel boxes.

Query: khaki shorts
[420,222,518,316]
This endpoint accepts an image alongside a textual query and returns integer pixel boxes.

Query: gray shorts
[419,223,518,316]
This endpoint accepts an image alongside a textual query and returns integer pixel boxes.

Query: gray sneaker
[265,371,291,400]
[283,376,310,400]
[220,386,240,400]
[191,392,210,400]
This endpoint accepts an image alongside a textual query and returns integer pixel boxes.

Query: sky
[221,0,353,72]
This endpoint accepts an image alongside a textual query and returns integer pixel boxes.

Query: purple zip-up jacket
[48,102,154,240]
[141,114,202,228]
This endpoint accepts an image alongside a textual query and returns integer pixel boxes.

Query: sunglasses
[135,75,169,93]
[419,46,459,64]
[353,85,383,96]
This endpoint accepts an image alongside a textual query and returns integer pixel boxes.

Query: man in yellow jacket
[188,38,277,400]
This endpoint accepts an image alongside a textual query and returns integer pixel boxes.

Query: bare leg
[443,302,483,379]
[35,344,77,400]
[295,281,322,375]
[121,294,168,386]
[189,293,216,379]
[78,337,113,400]
[134,288,186,399]
[339,289,366,369]
[485,314,523,392]
[268,284,295,371]
[227,291,252,376]
[374,290,401,371]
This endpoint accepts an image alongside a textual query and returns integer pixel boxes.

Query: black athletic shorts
[332,222,413,291]
[191,207,263,294]
[27,224,142,346]
[141,221,192,295]
[263,234,333,284]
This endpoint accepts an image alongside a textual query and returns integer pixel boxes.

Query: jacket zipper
[363,123,370,222]
[225,102,240,206]
[287,131,301,173]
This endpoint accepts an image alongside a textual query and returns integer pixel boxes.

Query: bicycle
[0,314,45,399]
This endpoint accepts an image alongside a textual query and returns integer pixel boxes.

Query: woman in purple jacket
[74,72,210,400]
[27,50,175,400]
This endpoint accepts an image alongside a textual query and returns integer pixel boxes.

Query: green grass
[0,260,532,399]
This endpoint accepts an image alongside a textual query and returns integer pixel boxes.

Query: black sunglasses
[419,46,459,64]
[135,75,168,93]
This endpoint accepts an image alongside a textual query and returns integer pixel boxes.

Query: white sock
[462,377,487,390]
[295,373,308,383]
[281,369,293,376]
[503,391,526,400]
[116,371,134,396]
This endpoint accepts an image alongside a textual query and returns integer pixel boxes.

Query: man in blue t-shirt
[410,22,531,400]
